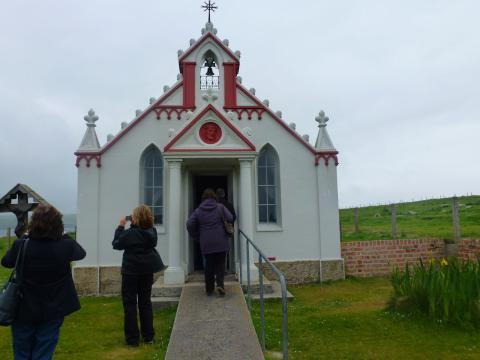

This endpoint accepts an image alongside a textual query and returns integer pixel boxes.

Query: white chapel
[74,21,344,294]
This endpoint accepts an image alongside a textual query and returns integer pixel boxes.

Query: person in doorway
[215,188,236,224]
[186,188,233,296]
[1,204,86,360]
[215,188,236,273]
[112,205,164,347]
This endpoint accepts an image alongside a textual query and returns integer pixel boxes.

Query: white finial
[302,134,310,142]
[163,85,170,93]
[121,122,128,130]
[222,39,229,47]
[168,129,175,138]
[243,127,253,137]
[275,111,282,119]
[186,110,194,120]
[149,97,156,105]
[289,122,296,130]
[227,111,236,121]
[234,50,241,58]
[189,39,196,46]
[177,73,183,81]
[236,76,242,84]
[107,134,114,142]
[262,99,270,107]
[177,49,184,57]
[135,109,142,117]
[201,28,206,35]
[206,22,214,32]
[84,109,99,127]
[213,28,218,35]
[249,88,256,95]
[315,110,329,127]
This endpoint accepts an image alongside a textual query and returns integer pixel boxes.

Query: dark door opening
[192,175,229,271]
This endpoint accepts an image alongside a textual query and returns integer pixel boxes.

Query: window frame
[256,145,282,231]
[140,145,165,228]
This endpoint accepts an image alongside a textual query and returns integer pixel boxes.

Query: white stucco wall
[76,31,342,272]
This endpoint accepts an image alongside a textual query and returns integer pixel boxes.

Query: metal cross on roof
[202,0,218,23]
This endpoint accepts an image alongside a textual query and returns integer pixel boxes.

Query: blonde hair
[133,204,154,229]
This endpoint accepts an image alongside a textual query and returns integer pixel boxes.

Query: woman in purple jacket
[187,188,233,296]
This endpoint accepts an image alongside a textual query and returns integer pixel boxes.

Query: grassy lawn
[340,195,480,241]
[0,297,176,359]
[0,236,12,284]
[0,237,176,359]
[252,277,480,359]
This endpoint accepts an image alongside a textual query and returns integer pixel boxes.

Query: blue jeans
[11,317,64,360]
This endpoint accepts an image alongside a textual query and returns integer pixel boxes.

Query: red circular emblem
[199,122,222,144]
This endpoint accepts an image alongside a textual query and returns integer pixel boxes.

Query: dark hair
[29,204,64,239]
[201,188,218,201]
[133,204,154,229]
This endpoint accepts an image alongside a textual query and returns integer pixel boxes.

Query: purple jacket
[186,198,233,255]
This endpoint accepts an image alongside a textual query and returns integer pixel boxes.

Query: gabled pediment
[164,105,255,153]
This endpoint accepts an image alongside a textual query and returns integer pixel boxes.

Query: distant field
[340,195,480,242]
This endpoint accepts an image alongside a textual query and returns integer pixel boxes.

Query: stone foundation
[73,266,161,295]
[258,259,345,284]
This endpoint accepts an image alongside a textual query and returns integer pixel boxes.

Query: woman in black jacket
[1,204,86,360]
[112,204,164,347]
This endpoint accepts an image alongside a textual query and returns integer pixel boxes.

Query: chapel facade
[74,22,344,294]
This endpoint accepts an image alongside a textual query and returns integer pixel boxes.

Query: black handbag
[0,238,28,326]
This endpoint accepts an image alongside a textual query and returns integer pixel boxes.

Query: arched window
[257,145,280,224]
[141,146,164,225]
[200,50,219,90]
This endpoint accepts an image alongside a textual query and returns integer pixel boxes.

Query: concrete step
[152,296,180,310]
[165,282,264,360]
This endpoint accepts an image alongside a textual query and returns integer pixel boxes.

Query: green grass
[0,236,12,284]
[252,277,480,359]
[340,195,480,241]
[0,297,176,359]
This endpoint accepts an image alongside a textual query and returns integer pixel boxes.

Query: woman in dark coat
[112,204,164,347]
[187,188,233,296]
[1,204,86,360]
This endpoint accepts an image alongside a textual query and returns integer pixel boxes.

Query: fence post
[7,227,11,248]
[391,204,397,239]
[354,207,359,233]
[452,196,461,242]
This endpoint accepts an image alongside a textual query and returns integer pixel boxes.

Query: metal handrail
[238,229,289,360]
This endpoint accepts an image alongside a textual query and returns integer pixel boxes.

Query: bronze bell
[205,57,216,76]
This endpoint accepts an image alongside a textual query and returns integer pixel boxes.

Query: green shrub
[389,258,480,327]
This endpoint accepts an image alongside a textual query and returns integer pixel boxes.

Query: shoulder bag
[218,206,234,235]
[0,238,28,326]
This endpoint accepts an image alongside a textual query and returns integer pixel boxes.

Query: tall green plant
[390,258,480,327]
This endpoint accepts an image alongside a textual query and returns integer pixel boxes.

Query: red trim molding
[179,33,239,73]
[223,106,265,120]
[223,63,237,107]
[164,104,256,152]
[74,81,186,167]
[315,151,339,166]
[75,153,102,168]
[182,62,196,108]
[153,106,195,120]
[235,83,340,166]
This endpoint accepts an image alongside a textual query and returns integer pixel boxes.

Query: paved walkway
[165,282,264,360]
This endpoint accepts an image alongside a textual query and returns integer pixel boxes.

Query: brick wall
[341,239,445,277]
[458,238,480,262]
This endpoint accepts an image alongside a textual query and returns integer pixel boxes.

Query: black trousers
[121,273,154,344]
[204,252,227,293]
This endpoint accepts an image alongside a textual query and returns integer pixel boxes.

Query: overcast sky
[1,0,479,213]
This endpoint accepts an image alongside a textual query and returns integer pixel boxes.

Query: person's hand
[119,217,126,227]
